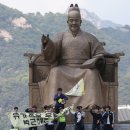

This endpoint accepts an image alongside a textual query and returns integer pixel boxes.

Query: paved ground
[21,124,130,130]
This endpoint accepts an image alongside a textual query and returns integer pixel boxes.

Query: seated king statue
[39,4,106,108]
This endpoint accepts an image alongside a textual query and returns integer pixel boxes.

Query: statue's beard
[69,26,80,36]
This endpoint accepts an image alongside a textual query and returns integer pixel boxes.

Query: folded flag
[65,79,84,96]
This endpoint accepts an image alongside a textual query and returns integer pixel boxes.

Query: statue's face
[67,11,82,34]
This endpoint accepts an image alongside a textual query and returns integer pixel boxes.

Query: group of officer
[90,105,114,130]
[11,87,114,130]
[52,87,114,130]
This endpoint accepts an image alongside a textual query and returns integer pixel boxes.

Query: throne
[24,42,124,123]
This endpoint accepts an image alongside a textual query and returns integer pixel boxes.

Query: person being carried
[54,88,68,113]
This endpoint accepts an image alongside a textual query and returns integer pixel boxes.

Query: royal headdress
[68,4,81,18]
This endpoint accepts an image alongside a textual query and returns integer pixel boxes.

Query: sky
[0,0,130,25]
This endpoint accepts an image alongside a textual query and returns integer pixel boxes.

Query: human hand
[41,34,49,47]
[61,99,66,104]
[112,124,114,128]
[97,120,100,124]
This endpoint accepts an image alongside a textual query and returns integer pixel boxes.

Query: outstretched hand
[41,34,49,47]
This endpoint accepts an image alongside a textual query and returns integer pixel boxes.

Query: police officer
[101,105,114,130]
[90,106,102,130]
[56,107,68,130]
[70,106,85,130]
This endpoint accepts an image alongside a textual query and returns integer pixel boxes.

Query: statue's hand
[41,34,49,48]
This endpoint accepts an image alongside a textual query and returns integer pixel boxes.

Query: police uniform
[102,111,114,130]
[56,113,66,130]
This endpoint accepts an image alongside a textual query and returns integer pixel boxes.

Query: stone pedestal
[24,53,121,123]
[22,124,130,130]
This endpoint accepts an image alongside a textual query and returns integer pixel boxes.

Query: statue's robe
[39,30,106,108]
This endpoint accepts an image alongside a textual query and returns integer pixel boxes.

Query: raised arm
[41,33,64,64]
[41,34,56,63]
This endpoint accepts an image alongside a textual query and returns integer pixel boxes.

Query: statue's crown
[68,4,80,13]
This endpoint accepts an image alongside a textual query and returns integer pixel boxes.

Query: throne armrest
[104,52,125,58]
[24,53,51,83]
[99,52,124,85]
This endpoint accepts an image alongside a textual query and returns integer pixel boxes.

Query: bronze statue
[38,4,106,108]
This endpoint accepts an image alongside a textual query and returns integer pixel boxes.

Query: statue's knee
[85,69,98,77]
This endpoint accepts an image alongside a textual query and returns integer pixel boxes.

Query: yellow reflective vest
[58,113,66,122]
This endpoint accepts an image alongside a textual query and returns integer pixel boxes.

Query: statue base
[25,53,122,123]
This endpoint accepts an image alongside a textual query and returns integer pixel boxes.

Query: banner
[8,106,73,128]
[65,79,84,96]
[9,112,54,128]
